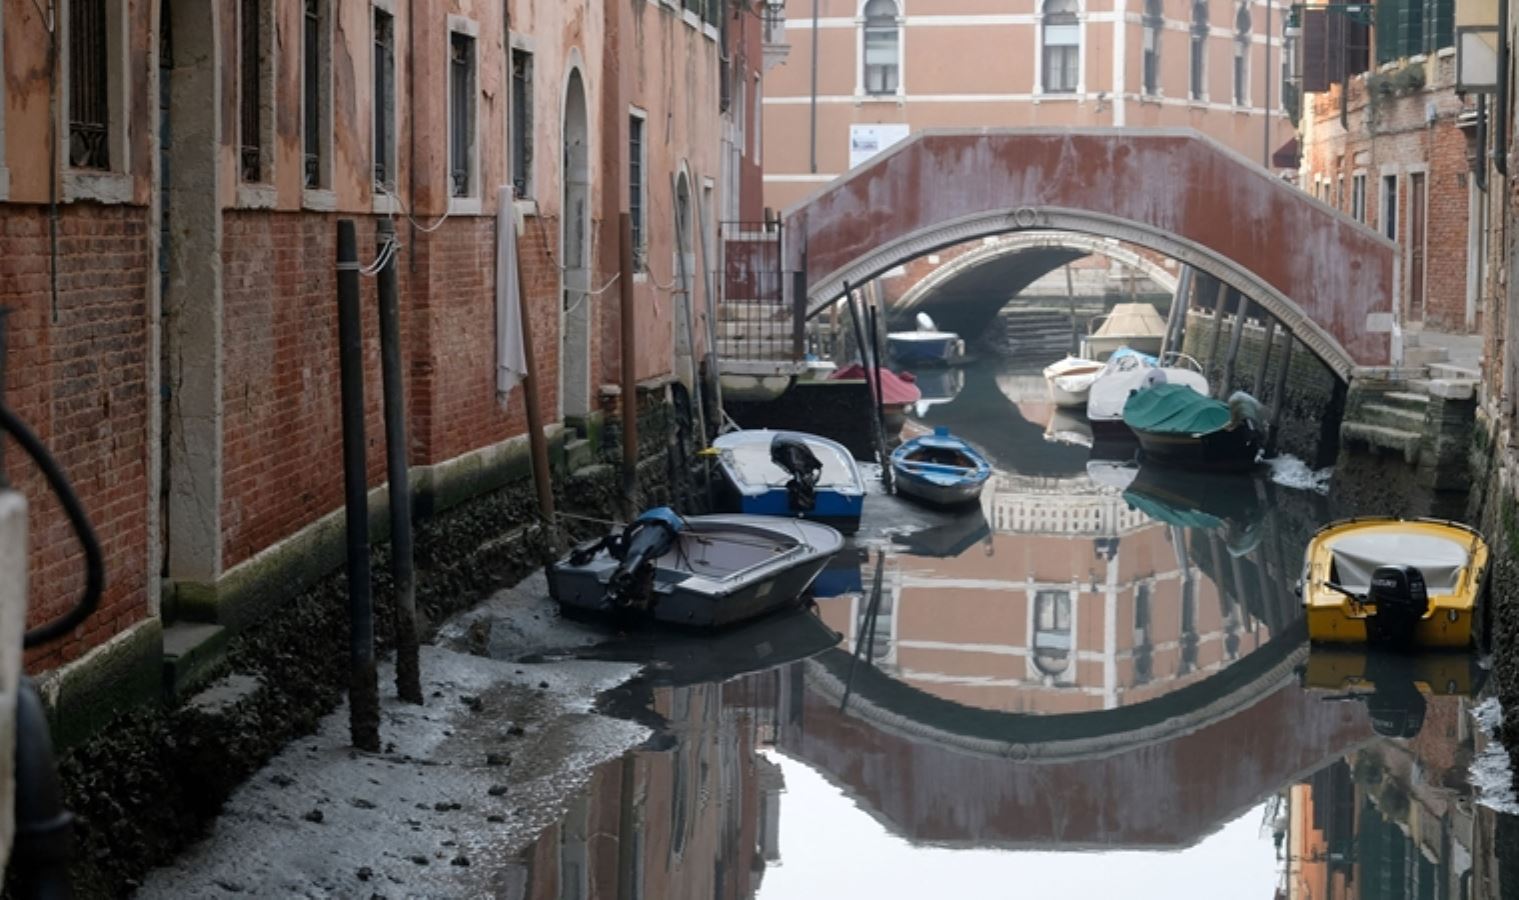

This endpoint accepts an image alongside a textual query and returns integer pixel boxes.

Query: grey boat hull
[547,514,844,628]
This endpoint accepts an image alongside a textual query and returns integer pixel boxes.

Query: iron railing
[718,220,800,363]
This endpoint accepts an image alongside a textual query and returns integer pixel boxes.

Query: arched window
[1142,0,1163,96]
[1042,0,1079,94]
[1032,590,1073,676]
[1189,0,1208,100]
[1233,4,1251,106]
[862,0,900,95]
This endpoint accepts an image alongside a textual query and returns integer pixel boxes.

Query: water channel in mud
[505,354,1518,899]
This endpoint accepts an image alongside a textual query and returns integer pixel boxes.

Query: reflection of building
[1283,695,1510,900]
[516,683,780,900]
[821,508,1269,714]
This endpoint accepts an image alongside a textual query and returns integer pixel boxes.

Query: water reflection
[503,355,1513,898]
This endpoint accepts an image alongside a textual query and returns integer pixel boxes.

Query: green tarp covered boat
[1122,383,1266,471]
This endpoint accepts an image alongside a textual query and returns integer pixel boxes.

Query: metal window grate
[69,0,110,170]
[450,33,475,198]
[240,0,262,182]
[373,10,395,189]
[629,116,645,270]
[511,50,532,198]
[304,0,321,188]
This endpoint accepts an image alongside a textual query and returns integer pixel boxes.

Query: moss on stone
[41,620,164,751]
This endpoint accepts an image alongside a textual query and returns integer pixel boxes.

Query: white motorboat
[547,508,844,628]
[1042,355,1103,408]
[1086,350,1208,437]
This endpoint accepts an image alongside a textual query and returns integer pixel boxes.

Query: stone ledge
[36,619,163,750]
[162,622,229,701]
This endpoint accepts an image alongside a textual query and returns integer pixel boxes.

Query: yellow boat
[1300,517,1488,648]
[1299,646,1486,737]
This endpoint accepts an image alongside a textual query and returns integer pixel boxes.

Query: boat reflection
[1283,649,1506,899]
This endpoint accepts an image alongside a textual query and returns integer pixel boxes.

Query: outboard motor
[605,507,684,611]
[770,434,823,513]
[1364,564,1429,647]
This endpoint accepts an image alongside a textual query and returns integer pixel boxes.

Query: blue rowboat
[710,430,866,534]
[890,428,992,507]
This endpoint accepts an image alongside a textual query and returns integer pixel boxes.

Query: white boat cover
[715,431,863,495]
[1089,364,1209,422]
[1328,531,1469,594]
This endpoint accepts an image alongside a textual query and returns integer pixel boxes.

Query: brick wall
[2,205,152,671]
[221,211,565,569]
[1301,56,1476,332]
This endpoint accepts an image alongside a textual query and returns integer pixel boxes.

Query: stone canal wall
[1467,412,1519,771]
[13,388,693,899]
[1181,310,1344,466]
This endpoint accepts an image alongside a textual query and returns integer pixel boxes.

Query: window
[1352,172,1367,222]
[753,75,763,163]
[1033,590,1073,676]
[862,0,900,96]
[373,7,396,191]
[1336,174,1344,210]
[1042,0,1080,94]
[629,113,646,271]
[1380,174,1398,240]
[238,0,268,182]
[1190,0,1208,100]
[69,0,110,169]
[303,0,329,189]
[1142,0,1163,96]
[1375,0,1453,63]
[1233,4,1250,106]
[449,30,477,199]
[511,49,534,199]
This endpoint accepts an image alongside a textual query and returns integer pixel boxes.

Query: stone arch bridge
[779,129,1397,380]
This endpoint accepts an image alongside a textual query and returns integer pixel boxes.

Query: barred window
[373,8,396,190]
[303,0,328,188]
[629,114,646,271]
[511,50,534,199]
[1190,0,1209,99]
[1233,4,1250,106]
[449,31,477,199]
[69,0,110,169]
[239,0,266,182]
[1142,0,1163,96]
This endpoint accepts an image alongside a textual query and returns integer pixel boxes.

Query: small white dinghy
[1087,350,1208,437]
[1042,355,1103,408]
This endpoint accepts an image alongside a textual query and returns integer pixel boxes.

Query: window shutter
[1346,20,1371,75]
[1302,7,1330,92]
[1326,10,1346,82]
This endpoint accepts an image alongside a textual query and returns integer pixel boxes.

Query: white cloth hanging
[495,186,528,407]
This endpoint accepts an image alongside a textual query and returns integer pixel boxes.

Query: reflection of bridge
[773,634,1375,850]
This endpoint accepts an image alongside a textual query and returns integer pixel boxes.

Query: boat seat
[1328,531,1469,595]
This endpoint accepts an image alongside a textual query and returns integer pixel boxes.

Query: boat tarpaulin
[1329,531,1469,593]
[829,364,923,405]
[1123,382,1230,435]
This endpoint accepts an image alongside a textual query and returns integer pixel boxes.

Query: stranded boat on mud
[1299,517,1489,648]
[548,508,843,628]
[709,429,865,534]
[890,428,992,507]
[1122,384,1267,471]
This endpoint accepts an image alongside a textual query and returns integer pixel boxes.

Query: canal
[505,353,1518,899]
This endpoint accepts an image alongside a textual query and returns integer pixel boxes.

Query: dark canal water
[509,354,1519,899]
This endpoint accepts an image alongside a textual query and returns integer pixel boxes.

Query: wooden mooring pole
[1218,292,1250,399]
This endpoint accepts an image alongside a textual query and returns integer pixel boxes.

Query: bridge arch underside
[889,233,1182,336]
[807,211,1360,380]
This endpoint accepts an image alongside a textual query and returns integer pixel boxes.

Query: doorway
[1407,171,1426,324]
[560,70,591,421]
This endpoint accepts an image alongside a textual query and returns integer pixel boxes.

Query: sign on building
[849,124,911,169]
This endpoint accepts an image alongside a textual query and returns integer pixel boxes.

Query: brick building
[1,0,763,726]
[1295,13,1485,335]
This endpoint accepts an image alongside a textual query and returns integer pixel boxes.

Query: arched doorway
[560,69,591,420]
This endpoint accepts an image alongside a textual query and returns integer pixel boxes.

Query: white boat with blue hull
[547,509,844,628]
[709,430,866,534]
[890,428,993,507]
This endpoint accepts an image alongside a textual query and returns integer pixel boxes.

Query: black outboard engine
[606,507,684,611]
[1365,564,1429,647]
[771,434,823,513]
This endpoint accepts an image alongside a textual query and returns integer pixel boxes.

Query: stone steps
[1359,402,1427,432]
[1427,362,1479,381]
[1380,390,1432,413]
[1340,422,1422,464]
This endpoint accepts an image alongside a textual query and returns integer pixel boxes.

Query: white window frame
[1233,4,1250,108]
[236,0,278,209]
[1141,0,1164,98]
[753,74,763,164]
[1037,0,1083,96]
[447,15,482,215]
[1379,168,1399,241]
[59,0,133,204]
[1351,170,1367,222]
[371,0,399,213]
[1189,0,1209,102]
[856,0,904,100]
[301,0,336,210]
